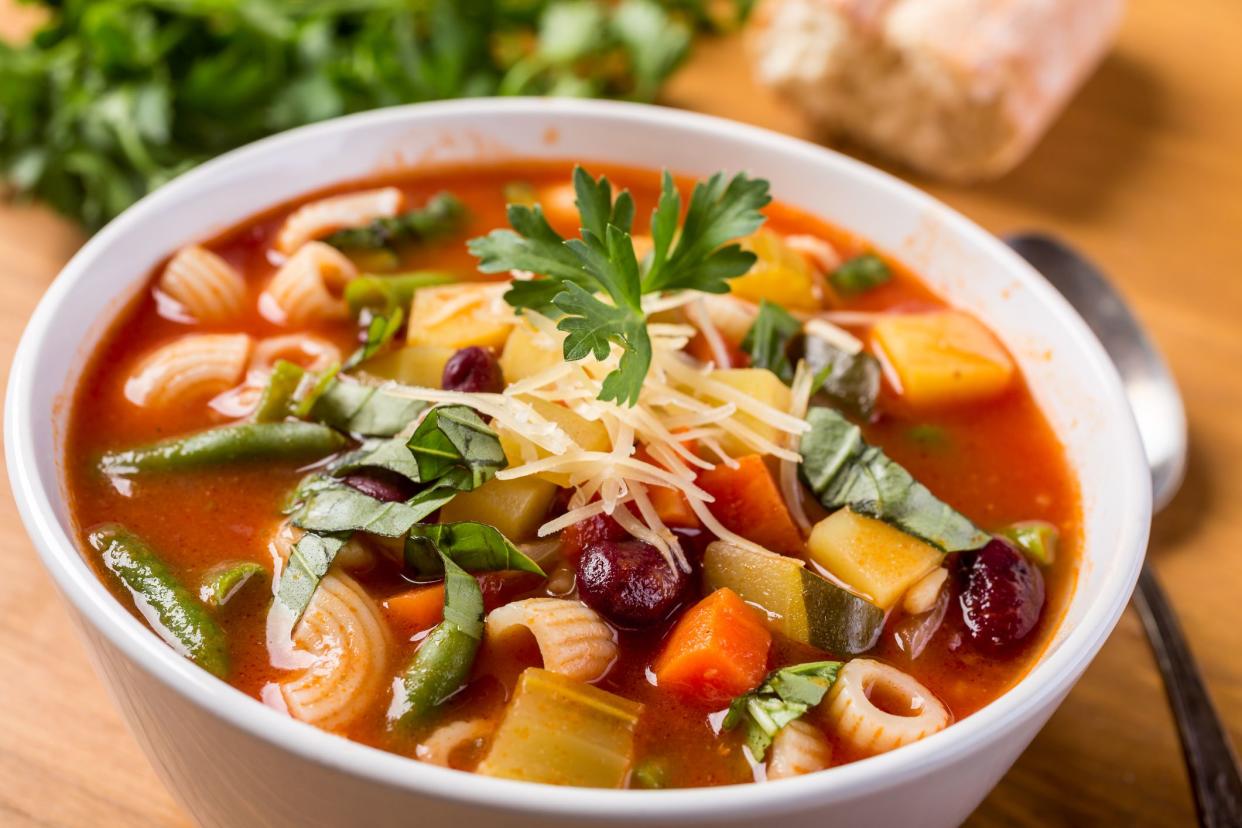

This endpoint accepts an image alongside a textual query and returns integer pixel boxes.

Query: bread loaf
[747,0,1125,180]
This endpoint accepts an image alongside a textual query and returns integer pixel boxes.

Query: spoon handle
[1132,565,1242,828]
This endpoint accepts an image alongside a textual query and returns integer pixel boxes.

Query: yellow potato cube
[498,397,611,487]
[407,283,514,349]
[358,345,455,388]
[728,229,820,311]
[438,476,558,541]
[872,311,1015,409]
[499,321,563,384]
[807,509,942,609]
[703,368,792,456]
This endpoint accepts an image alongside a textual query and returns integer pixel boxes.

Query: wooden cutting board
[1,2,1239,825]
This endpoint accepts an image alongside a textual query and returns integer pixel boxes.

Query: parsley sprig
[468,166,771,405]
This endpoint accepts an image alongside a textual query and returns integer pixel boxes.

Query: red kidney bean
[958,538,1046,653]
[441,346,504,393]
[576,539,689,629]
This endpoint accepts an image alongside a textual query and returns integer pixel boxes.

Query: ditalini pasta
[124,333,251,408]
[275,187,404,254]
[260,241,356,326]
[69,160,1076,788]
[157,245,248,324]
[280,572,392,731]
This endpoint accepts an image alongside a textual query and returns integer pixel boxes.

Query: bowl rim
[5,97,1151,819]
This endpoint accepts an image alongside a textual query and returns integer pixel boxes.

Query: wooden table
[1,3,1238,826]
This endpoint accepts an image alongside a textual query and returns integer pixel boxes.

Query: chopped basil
[343,310,403,371]
[741,299,801,382]
[308,378,427,437]
[799,407,990,553]
[404,522,545,579]
[199,561,266,608]
[830,253,891,295]
[803,334,881,419]
[723,661,842,760]
[291,483,453,537]
[324,193,467,253]
[1000,520,1059,567]
[330,436,424,484]
[408,405,507,491]
[274,532,351,623]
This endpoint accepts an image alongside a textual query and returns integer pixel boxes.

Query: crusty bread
[747,0,1125,180]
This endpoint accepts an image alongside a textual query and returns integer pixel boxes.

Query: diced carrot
[687,330,749,369]
[384,585,445,633]
[648,485,701,529]
[695,454,804,554]
[653,588,771,707]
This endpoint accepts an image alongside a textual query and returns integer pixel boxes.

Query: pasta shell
[280,572,392,731]
[157,245,248,324]
[415,718,492,768]
[767,719,833,780]
[485,598,617,684]
[275,187,405,254]
[251,334,343,374]
[822,659,950,756]
[124,333,251,409]
[268,519,375,573]
[260,241,356,326]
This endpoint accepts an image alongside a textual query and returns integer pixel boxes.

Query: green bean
[344,271,456,318]
[251,360,305,423]
[89,524,230,678]
[199,561,266,608]
[391,554,482,727]
[99,422,346,474]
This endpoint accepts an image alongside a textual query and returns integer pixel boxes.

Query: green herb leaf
[404,522,546,578]
[308,378,427,437]
[468,165,769,406]
[741,299,801,382]
[199,561,266,609]
[291,483,453,537]
[330,436,424,484]
[803,335,882,419]
[830,253,891,295]
[324,193,467,253]
[407,405,506,491]
[274,530,351,625]
[722,661,842,760]
[799,407,990,553]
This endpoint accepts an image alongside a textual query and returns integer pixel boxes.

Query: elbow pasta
[157,245,248,324]
[485,598,617,683]
[767,719,833,780]
[821,659,950,756]
[280,572,393,731]
[415,718,492,768]
[275,187,405,254]
[124,333,251,409]
[251,334,343,375]
[260,241,356,326]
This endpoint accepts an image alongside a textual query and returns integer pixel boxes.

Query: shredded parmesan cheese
[805,317,864,355]
[781,361,816,536]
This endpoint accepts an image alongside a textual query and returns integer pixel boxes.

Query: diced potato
[477,667,643,787]
[702,541,885,656]
[807,509,942,610]
[872,311,1015,409]
[728,229,820,311]
[438,475,557,540]
[703,368,792,456]
[407,283,514,349]
[498,397,611,487]
[358,345,455,388]
[499,321,563,384]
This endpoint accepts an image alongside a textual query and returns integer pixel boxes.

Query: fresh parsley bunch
[469,166,771,405]
[0,0,748,230]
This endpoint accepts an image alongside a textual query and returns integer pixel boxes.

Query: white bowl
[5,99,1150,828]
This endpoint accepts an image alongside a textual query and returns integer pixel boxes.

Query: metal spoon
[1006,232,1242,828]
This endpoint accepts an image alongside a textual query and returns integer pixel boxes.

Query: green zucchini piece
[99,422,346,475]
[88,524,229,678]
[702,541,885,657]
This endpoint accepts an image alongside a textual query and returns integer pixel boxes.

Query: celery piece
[477,668,643,787]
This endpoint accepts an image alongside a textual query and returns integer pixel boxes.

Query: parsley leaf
[722,661,842,760]
[467,165,771,406]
